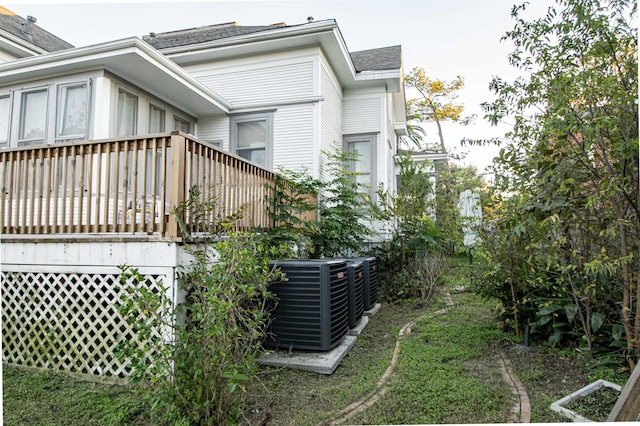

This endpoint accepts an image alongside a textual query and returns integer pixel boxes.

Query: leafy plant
[472,0,639,368]
[116,189,288,424]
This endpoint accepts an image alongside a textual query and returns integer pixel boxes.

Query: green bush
[116,231,285,424]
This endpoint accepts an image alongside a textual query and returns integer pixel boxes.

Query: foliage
[434,163,487,254]
[116,191,288,424]
[473,0,639,368]
[405,66,475,153]
[264,168,319,258]
[308,147,373,258]
[370,151,445,300]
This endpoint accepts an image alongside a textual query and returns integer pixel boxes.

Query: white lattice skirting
[1,239,185,382]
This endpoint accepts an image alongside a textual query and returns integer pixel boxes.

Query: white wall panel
[193,60,315,107]
[272,103,315,173]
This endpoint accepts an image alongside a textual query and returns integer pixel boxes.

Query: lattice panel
[2,270,168,379]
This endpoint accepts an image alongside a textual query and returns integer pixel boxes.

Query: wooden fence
[1,132,317,239]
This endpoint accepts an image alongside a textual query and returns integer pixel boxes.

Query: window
[57,82,87,140]
[149,104,165,133]
[0,95,10,146]
[230,112,273,168]
[116,88,137,137]
[345,134,377,199]
[173,116,191,134]
[18,89,48,145]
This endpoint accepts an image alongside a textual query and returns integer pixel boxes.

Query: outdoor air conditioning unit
[265,259,349,351]
[337,259,365,328]
[349,257,378,310]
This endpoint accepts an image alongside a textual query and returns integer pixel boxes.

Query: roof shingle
[0,6,74,52]
[143,22,288,50]
[350,45,402,72]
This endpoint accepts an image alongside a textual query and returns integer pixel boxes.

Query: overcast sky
[6,0,557,173]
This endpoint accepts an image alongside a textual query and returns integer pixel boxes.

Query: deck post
[167,132,186,239]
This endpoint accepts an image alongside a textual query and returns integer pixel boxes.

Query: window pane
[116,89,137,137]
[0,95,10,145]
[174,117,191,134]
[19,90,47,142]
[237,120,266,148]
[149,105,165,133]
[237,148,266,166]
[58,83,87,138]
[348,140,372,174]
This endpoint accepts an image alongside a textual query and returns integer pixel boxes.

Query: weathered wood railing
[0,132,317,239]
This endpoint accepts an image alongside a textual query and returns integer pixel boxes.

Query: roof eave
[0,28,48,56]
[0,37,231,116]
[156,20,340,55]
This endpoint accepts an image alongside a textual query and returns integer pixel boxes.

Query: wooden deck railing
[0,132,317,239]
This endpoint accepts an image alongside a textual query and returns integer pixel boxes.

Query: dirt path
[329,289,531,424]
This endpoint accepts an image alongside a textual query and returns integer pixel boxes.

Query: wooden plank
[36,149,45,233]
[28,150,37,234]
[102,143,111,233]
[52,148,61,233]
[77,144,86,233]
[608,363,640,421]
[68,145,77,234]
[167,133,186,239]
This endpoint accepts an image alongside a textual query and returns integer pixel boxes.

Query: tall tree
[405,67,473,158]
[478,0,638,367]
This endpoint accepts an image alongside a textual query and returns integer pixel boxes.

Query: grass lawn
[3,256,628,425]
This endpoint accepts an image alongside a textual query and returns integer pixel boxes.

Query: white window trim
[0,93,13,147]
[344,133,378,200]
[114,86,139,137]
[229,111,274,169]
[17,87,51,147]
[148,103,166,133]
[55,81,90,142]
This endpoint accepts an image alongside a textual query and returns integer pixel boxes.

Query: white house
[0,9,406,381]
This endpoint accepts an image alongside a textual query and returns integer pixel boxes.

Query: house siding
[319,58,343,181]
[186,50,316,108]
[342,94,382,135]
[272,103,315,172]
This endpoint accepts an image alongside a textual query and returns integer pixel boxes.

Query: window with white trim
[56,82,88,140]
[345,134,377,200]
[173,116,191,134]
[148,104,165,133]
[0,95,10,146]
[230,112,273,168]
[116,88,138,137]
[18,88,48,146]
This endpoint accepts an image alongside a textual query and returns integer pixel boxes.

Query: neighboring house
[0,9,406,381]
[0,6,73,61]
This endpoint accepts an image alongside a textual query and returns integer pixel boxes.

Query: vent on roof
[271,22,287,27]
[20,15,36,42]
[265,259,349,351]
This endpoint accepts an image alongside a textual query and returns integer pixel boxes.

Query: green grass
[4,255,625,425]
[2,367,154,426]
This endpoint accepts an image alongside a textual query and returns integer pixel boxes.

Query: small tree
[476,0,638,366]
[405,67,475,161]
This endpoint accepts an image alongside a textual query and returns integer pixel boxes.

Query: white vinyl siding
[197,116,229,149]
[272,104,315,172]
[342,96,382,135]
[319,62,343,181]
[194,61,314,107]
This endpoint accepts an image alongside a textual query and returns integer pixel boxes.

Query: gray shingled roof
[350,45,402,72]
[0,8,74,52]
[143,22,289,50]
